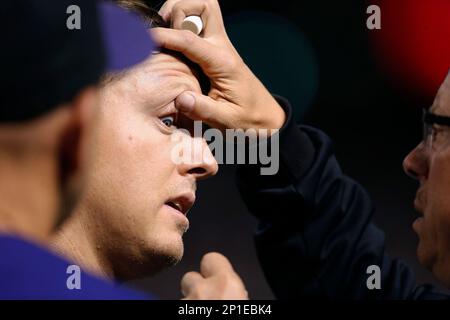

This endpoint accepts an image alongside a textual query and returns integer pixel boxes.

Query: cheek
[91,113,178,213]
[126,133,174,192]
[425,150,450,247]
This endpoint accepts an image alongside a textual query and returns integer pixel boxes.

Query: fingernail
[176,92,195,112]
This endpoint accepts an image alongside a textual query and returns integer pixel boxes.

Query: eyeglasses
[422,108,450,150]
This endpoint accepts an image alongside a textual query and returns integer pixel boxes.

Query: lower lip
[413,198,423,211]
[164,204,189,224]
[412,217,424,232]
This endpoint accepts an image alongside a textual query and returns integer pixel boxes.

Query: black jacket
[236,97,449,300]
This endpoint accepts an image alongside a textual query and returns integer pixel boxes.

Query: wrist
[264,96,286,130]
[249,82,286,130]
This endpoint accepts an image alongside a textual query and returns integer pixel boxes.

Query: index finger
[158,0,179,22]
[151,27,225,74]
[200,252,235,278]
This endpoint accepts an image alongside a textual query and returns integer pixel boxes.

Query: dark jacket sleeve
[236,97,449,300]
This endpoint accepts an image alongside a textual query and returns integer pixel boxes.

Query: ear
[58,86,98,186]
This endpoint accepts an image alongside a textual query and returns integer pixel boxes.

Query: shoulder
[0,235,152,300]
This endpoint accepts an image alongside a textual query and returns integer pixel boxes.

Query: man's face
[79,53,218,280]
[403,72,450,286]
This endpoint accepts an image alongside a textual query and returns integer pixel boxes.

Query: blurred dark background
[129,0,450,298]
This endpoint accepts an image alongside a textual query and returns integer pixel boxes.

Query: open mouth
[413,198,423,214]
[164,199,191,233]
[166,201,184,214]
[165,193,195,216]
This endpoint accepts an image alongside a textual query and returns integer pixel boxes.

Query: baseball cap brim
[98,1,155,73]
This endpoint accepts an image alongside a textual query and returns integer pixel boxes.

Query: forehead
[105,52,201,106]
[431,72,450,115]
[137,52,199,79]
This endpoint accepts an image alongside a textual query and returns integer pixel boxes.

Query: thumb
[175,91,234,129]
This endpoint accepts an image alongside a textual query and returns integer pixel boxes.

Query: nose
[177,136,218,180]
[403,143,429,180]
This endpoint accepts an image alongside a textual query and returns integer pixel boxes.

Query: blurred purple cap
[98,1,155,72]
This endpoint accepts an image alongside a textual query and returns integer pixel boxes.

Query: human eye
[432,125,444,139]
[430,124,449,149]
[159,113,179,129]
[160,116,175,127]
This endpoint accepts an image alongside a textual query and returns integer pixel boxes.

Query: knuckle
[181,29,196,45]
[172,1,182,11]
[217,272,233,286]
[202,251,221,264]
[205,0,217,7]
[181,271,196,282]
[221,54,242,73]
[172,2,185,16]
[201,107,213,123]
[249,111,264,127]
[202,1,210,12]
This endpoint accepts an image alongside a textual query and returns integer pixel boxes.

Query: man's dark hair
[115,0,169,28]
[112,0,210,94]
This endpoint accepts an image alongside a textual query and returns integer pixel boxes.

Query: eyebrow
[152,100,178,114]
[423,109,450,126]
[100,69,130,88]
[429,99,440,114]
